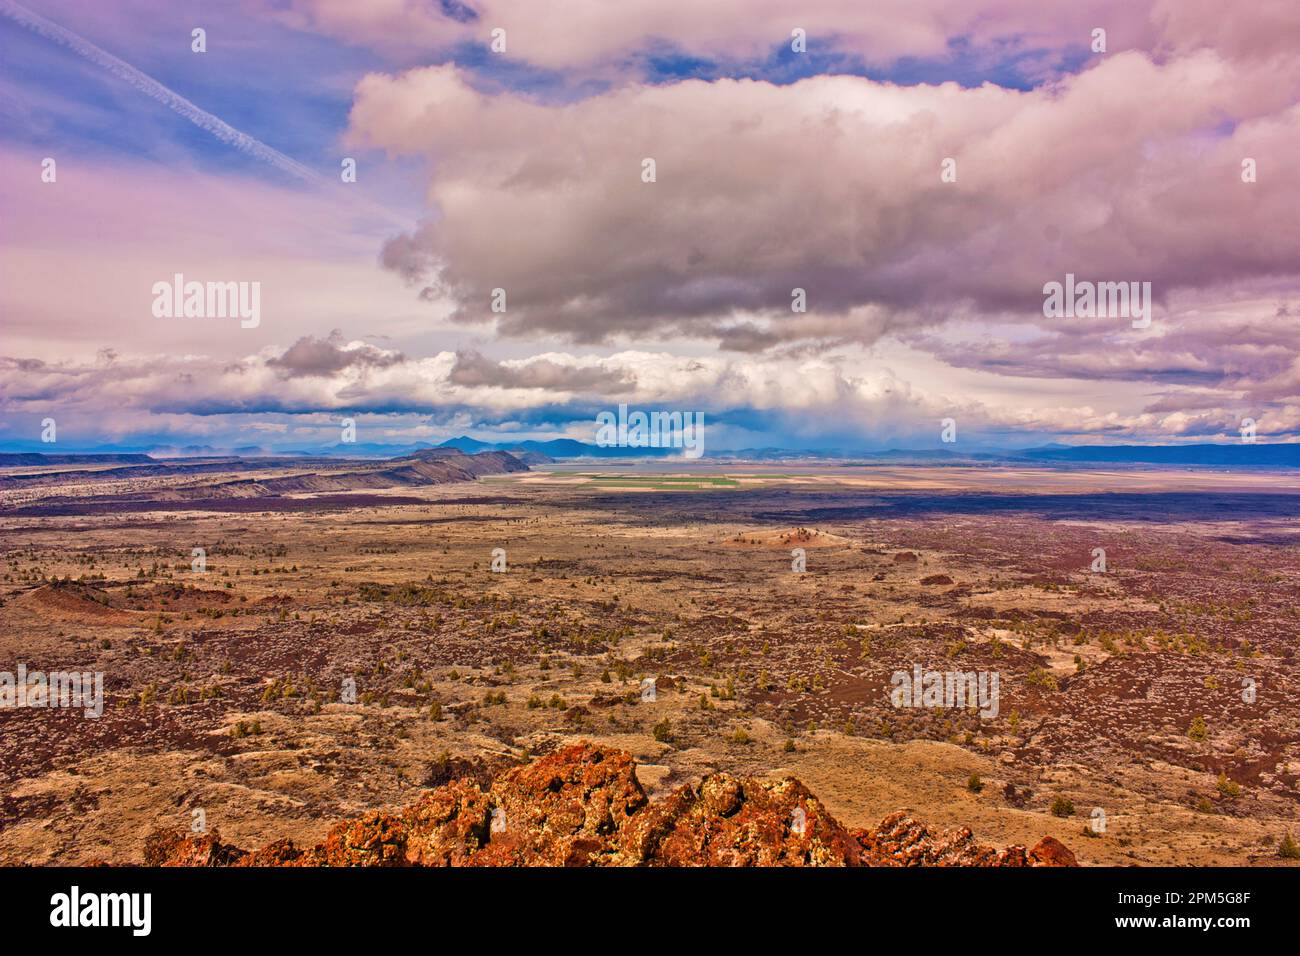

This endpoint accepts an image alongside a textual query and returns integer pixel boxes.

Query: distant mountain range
[436,438,1300,467]
[2,440,1297,468]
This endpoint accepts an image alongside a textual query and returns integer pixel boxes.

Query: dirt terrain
[1,457,1297,866]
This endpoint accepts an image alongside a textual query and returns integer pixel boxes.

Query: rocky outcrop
[1027,835,1079,866]
[143,830,245,867]
[857,811,1076,866]
[142,743,1076,867]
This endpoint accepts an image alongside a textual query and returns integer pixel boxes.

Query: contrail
[0,0,323,185]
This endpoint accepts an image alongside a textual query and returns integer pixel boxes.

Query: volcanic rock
[141,743,1075,868]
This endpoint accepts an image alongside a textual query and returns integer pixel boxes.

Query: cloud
[265,0,1170,75]
[263,0,1300,91]
[4,338,1292,449]
[348,49,1300,352]
[266,334,405,378]
[908,293,1300,402]
[448,350,635,391]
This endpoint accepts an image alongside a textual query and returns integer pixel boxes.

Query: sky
[1,0,1299,454]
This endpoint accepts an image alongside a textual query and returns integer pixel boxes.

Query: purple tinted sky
[2,0,1299,454]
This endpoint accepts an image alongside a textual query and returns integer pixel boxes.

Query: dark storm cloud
[267,334,406,378]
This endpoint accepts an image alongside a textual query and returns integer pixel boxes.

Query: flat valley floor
[1,462,1298,865]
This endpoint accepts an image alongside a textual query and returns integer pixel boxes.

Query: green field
[586,475,739,489]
